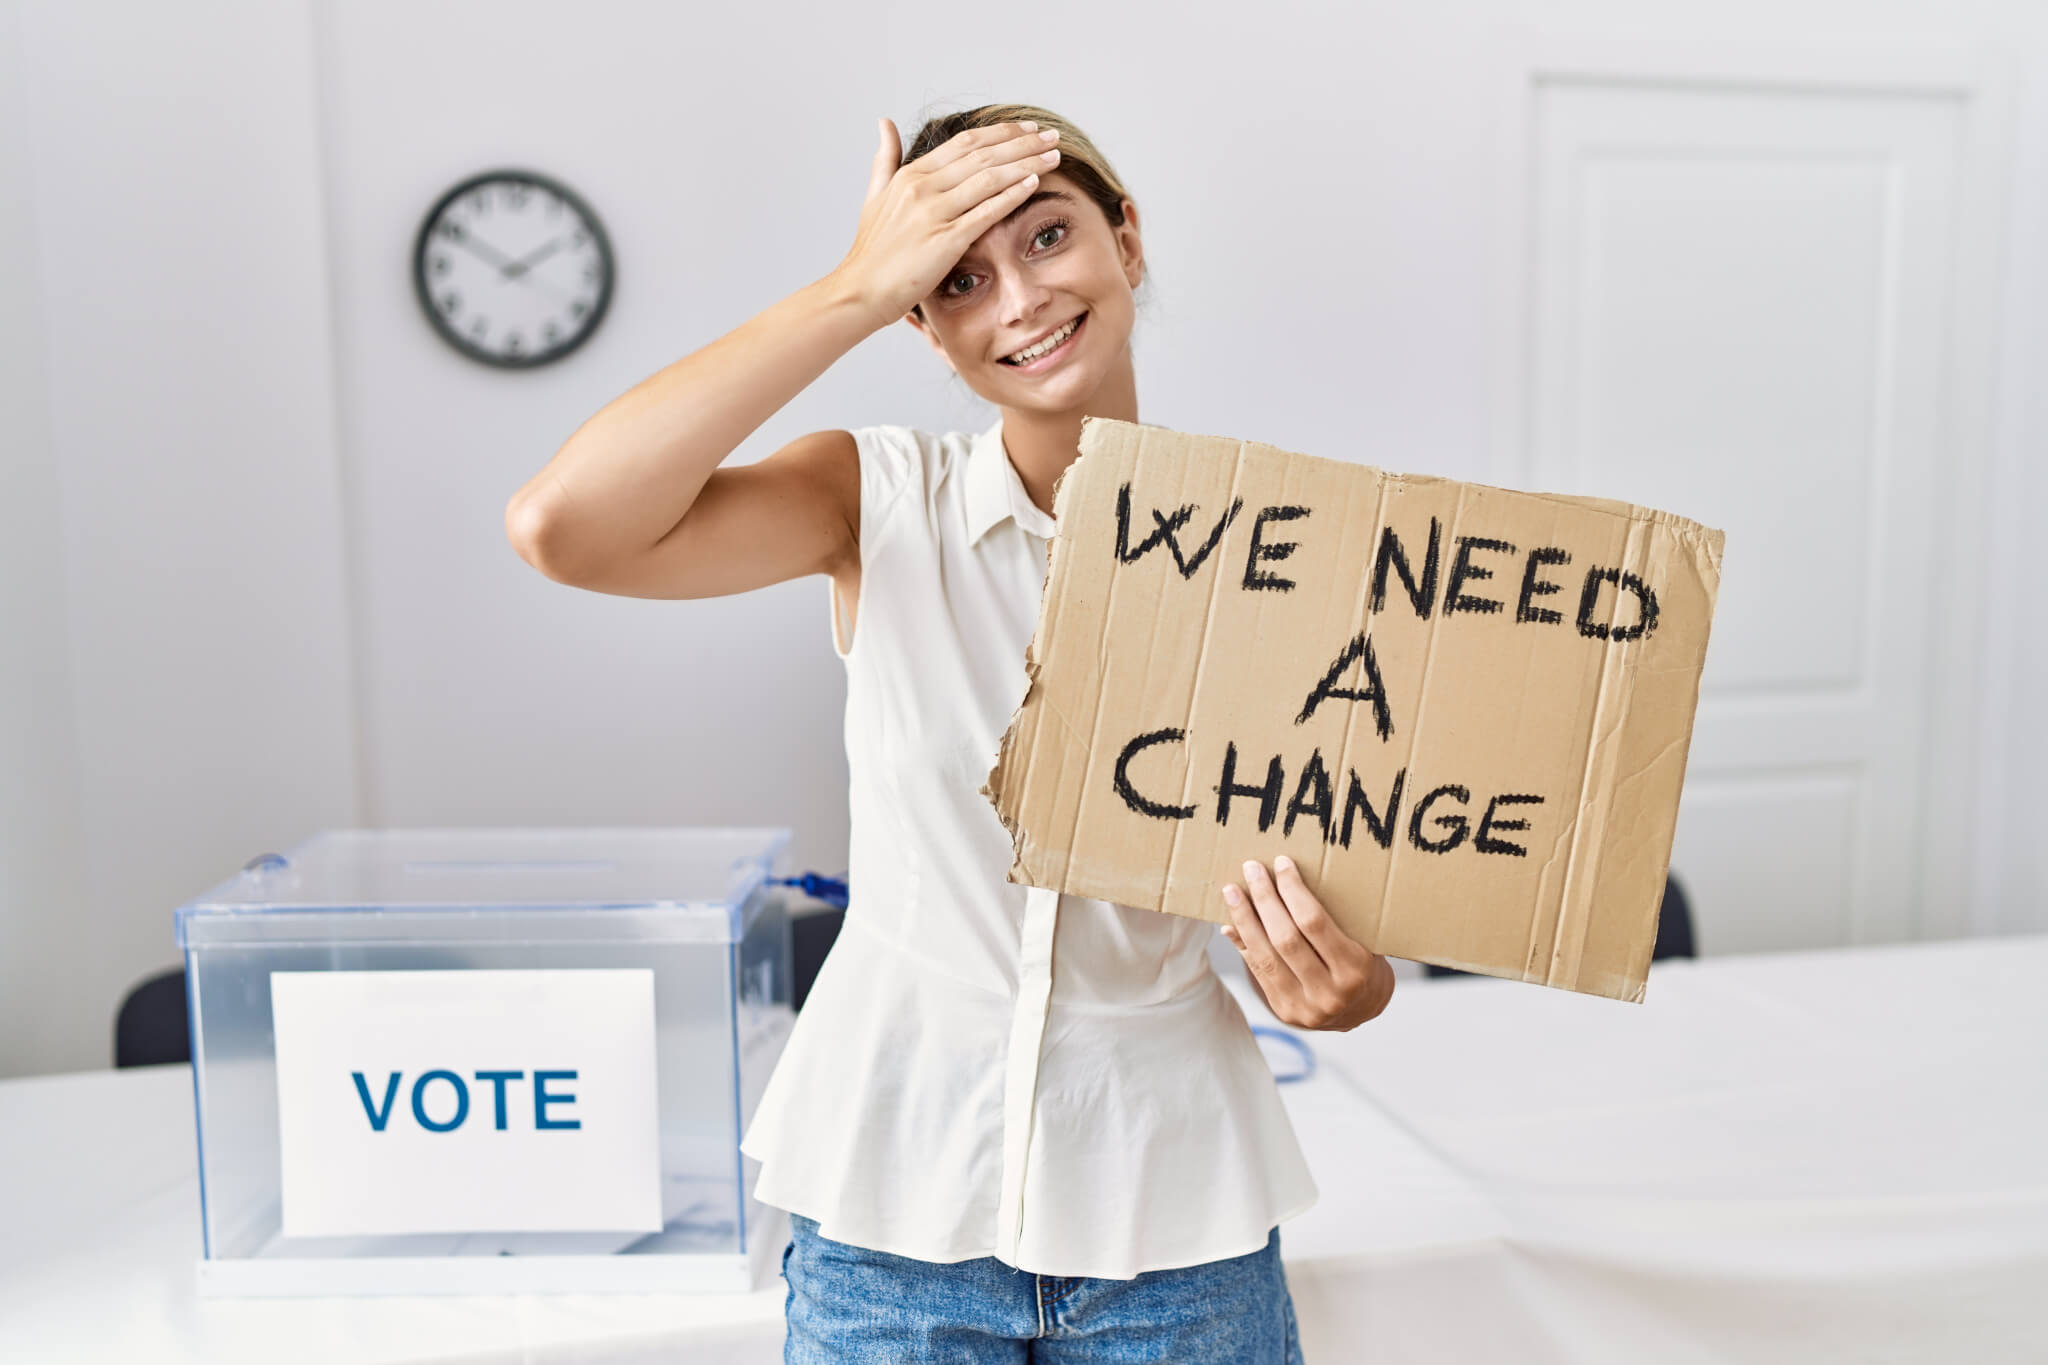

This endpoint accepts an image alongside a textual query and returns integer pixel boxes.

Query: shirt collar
[964,416,1058,545]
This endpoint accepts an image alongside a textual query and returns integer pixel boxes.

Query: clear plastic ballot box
[173,827,797,1296]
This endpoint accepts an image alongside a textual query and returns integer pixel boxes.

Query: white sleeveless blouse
[739,417,1317,1279]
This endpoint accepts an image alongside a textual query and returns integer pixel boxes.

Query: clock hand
[445,226,578,310]
[503,238,565,276]
[452,231,521,273]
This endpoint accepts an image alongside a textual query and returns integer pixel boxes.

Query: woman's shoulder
[844,422,980,510]
[846,422,976,469]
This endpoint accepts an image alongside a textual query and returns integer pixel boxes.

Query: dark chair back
[114,966,191,1068]
[1650,870,1696,960]
[1424,870,1696,980]
[792,907,845,1012]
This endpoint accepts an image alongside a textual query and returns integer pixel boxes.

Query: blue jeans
[781,1214,1305,1363]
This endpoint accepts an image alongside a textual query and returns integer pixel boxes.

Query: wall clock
[413,168,615,368]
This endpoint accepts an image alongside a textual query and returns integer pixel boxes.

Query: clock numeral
[505,185,530,211]
[545,195,562,215]
[470,316,489,337]
[471,191,489,215]
[570,299,588,318]
[437,220,467,241]
[544,322,562,341]
[432,255,451,275]
[441,292,461,314]
[583,266,599,283]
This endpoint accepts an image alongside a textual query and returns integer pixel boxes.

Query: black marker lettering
[1370,518,1441,619]
[1339,766,1406,850]
[1576,567,1661,641]
[1214,742,1285,832]
[1115,483,1242,579]
[1446,537,1515,616]
[1242,505,1311,592]
[1295,631,1394,740]
[1516,547,1570,625]
[1113,728,1197,820]
[1408,784,1471,853]
[1284,749,1336,843]
[1474,793,1543,856]
[1115,483,1189,563]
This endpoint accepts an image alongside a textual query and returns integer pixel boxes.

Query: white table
[3,936,2042,1363]
[1310,934,2048,1363]
[0,1010,1505,1362]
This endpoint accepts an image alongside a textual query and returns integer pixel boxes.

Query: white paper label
[272,969,662,1237]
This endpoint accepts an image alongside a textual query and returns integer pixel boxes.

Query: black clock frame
[412,167,616,370]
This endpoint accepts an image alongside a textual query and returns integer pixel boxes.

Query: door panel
[1525,79,1965,952]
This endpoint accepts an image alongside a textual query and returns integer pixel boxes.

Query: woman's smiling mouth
[998,312,1087,371]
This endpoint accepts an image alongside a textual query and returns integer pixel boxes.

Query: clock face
[413,170,614,368]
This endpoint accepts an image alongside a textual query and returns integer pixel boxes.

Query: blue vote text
[349,1069,581,1133]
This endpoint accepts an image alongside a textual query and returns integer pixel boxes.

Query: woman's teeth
[1003,314,1082,364]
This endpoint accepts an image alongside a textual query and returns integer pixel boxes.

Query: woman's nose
[993,270,1055,326]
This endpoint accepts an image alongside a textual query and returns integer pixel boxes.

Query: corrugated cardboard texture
[981,417,1724,1003]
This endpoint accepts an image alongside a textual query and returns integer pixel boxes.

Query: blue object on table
[1250,1026,1316,1084]
[769,872,849,909]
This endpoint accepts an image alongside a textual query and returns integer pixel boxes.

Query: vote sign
[272,969,662,1237]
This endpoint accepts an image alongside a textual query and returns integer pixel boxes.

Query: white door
[1518,72,1982,954]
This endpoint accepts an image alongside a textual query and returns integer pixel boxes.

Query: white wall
[2,0,2042,1078]
[3,0,359,1077]
[0,1,90,1076]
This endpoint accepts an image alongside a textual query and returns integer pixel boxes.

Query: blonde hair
[901,103,1144,323]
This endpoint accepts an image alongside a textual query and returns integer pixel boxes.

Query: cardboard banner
[982,417,1724,1002]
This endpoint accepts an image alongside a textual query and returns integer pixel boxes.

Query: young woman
[507,103,1396,1364]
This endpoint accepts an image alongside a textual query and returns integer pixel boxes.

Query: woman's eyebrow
[1001,188,1077,230]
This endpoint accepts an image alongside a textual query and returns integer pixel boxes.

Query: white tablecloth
[3,935,2042,1363]
[1311,934,2048,1363]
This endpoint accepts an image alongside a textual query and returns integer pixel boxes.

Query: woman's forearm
[507,268,886,580]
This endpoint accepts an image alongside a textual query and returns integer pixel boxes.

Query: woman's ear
[1115,198,1145,290]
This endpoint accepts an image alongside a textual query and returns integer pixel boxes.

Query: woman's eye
[941,224,1063,299]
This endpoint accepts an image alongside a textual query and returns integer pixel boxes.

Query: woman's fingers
[932,160,1059,250]
[925,125,1061,211]
[950,167,1046,240]
[1270,855,1376,1004]
[1270,857,1364,966]
[1241,858,1333,987]
[1223,881,1299,998]
[916,120,1057,189]
[862,117,902,209]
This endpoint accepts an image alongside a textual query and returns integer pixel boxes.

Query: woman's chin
[997,377,1096,416]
